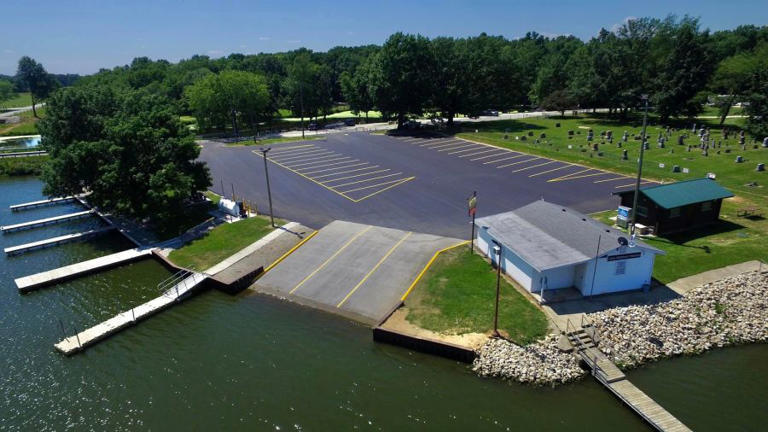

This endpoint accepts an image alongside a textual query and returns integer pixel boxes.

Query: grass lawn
[226,135,325,147]
[459,113,767,283]
[0,92,33,109]
[168,215,282,271]
[0,106,45,136]
[404,248,548,345]
[204,190,221,205]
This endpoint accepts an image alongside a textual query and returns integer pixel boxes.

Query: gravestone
[758,163,765,172]
[658,142,665,149]
[687,145,692,152]
[691,123,696,133]
[723,128,729,139]
[763,137,768,147]
[702,148,708,156]
[528,131,534,137]
[643,141,650,150]
[592,143,599,151]
[568,130,574,136]
[622,131,628,142]
[736,155,743,163]
[617,142,622,148]
[678,135,685,145]
[622,149,628,160]
[672,165,680,173]
[520,135,527,141]
[540,133,546,139]
[606,130,613,140]
[504,134,509,140]
[587,130,594,141]
[555,123,560,127]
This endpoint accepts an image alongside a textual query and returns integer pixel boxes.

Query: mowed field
[199,131,632,238]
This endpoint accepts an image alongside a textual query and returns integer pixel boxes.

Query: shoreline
[473,270,768,386]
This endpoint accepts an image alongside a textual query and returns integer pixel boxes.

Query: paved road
[254,220,463,325]
[199,131,630,238]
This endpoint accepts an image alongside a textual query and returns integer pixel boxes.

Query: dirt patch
[380,307,489,350]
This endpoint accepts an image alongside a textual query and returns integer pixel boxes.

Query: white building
[475,200,664,297]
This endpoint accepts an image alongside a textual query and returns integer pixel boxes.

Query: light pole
[492,241,502,337]
[259,147,275,227]
[629,95,649,243]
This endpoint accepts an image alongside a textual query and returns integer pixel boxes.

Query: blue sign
[617,206,631,220]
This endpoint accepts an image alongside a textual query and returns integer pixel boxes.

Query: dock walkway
[15,247,154,292]
[10,196,76,211]
[1,209,95,232]
[567,321,691,432]
[3,227,116,255]
[54,272,208,355]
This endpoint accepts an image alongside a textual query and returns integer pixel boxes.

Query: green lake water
[1,176,766,430]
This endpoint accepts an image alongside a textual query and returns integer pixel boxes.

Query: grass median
[404,247,548,345]
[168,215,282,271]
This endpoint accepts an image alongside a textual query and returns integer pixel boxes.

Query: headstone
[763,137,768,148]
[687,145,692,152]
[691,123,696,133]
[703,148,708,156]
[682,167,690,173]
[592,143,599,151]
[723,128,729,139]
[555,122,560,127]
[622,149,628,160]
[540,133,546,139]
[643,141,650,150]
[658,142,665,149]
[622,131,628,142]
[606,130,613,140]
[504,134,509,140]
[568,130,574,136]
[678,135,685,146]
[587,130,594,141]
[528,131,534,137]
[735,155,743,163]
[617,142,622,148]
[758,163,765,172]
[672,165,681,173]
[520,135,527,141]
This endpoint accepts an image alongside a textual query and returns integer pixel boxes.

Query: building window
[615,261,626,275]
[637,205,648,217]
[669,207,681,218]
[701,201,713,212]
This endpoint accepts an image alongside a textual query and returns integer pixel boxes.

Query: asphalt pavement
[198,131,632,238]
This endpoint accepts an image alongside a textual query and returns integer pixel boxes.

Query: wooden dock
[15,247,154,292]
[54,272,208,355]
[3,227,116,255]
[1,209,95,232]
[10,196,76,211]
[567,322,691,432]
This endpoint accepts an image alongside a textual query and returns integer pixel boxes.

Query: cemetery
[458,114,768,283]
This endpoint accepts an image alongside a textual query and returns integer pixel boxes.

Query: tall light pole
[492,241,502,337]
[259,147,275,227]
[629,95,649,243]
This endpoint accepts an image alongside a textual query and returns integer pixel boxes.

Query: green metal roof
[638,179,733,209]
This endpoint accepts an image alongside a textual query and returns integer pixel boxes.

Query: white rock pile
[472,335,585,385]
[472,271,768,385]
[589,272,768,369]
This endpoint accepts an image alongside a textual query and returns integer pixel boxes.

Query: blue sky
[2,0,766,75]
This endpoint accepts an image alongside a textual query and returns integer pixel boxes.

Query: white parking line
[470,152,510,161]
[482,154,525,165]
[303,162,368,176]
[497,157,541,169]
[457,148,500,158]
[288,155,350,168]
[321,169,391,184]
[296,159,360,172]
[331,172,404,188]
[313,165,381,179]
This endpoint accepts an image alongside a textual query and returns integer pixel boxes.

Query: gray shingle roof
[475,200,663,271]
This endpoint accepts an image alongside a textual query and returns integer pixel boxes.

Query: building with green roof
[616,178,734,235]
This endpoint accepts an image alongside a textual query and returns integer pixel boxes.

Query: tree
[16,56,58,117]
[38,86,211,228]
[740,43,768,138]
[429,37,466,126]
[340,59,375,121]
[540,89,576,116]
[285,53,318,137]
[185,70,270,134]
[371,33,435,128]
[0,79,14,102]
[711,43,767,124]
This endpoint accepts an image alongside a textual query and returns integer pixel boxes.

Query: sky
[2,0,767,75]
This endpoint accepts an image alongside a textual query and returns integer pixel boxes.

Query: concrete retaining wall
[372,327,477,363]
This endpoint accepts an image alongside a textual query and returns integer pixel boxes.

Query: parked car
[481,109,500,116]
[403,120,421,129]
[344,118,355,126]
[308,122,321,131]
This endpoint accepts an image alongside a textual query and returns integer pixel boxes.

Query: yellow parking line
[269,144,315,154]
[497,157,540,169]
[289,226,373,294]
[313,165,381,179]
[457,148,500,158]
[351,177,415,202]
[547,168,591,182]
[400,240,470,301]
[593,176,632,183]
[336,231,413,308]
[529,164,573,177]
[263,230,319,273]
[288,155,350,168]
[338,177,412,194]
[511,160,555,173]
[303,162,368,176]
[296,159,360,172]
[271,149,331,162]
[321,169,391,184]
[470,152,509,161]
[615,181,653,189]
[483,154,525,164]
[330,172,403,188]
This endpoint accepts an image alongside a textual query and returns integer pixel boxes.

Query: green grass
[404,248,548,345]
[0,92,33,109]
[461,114,768,283]
[204,190,221,205]
[168,215,281,270]
[226,135,325,147]
[0,106,45,136]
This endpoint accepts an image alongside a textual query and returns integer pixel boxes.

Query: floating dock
[4,227,116,255]
[568,324,691,432]
[1,209,95,233]
[10,196,76,211]
[15,247,154,292]
[54,272,208,355]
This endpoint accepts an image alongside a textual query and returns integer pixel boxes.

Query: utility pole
[492,241,502,337]
[629,95,649,243]
[260,147,275,227]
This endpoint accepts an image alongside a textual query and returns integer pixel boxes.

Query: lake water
[0,176,765,430]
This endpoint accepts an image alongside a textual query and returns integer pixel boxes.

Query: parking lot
[199,132,649,238]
